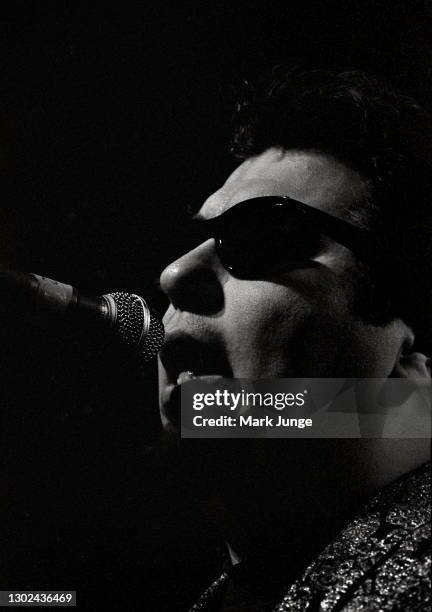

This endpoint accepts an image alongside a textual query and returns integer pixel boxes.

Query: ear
[391,327,431,379]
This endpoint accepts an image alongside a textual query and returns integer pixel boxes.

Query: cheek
[223,281,314,377]
[222,273,360,378]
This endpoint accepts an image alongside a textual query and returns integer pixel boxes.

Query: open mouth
[159,330,232,386]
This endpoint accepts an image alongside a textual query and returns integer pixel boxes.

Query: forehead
[200,148,367,220]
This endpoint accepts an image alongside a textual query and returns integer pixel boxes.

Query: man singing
[158,69,431,611]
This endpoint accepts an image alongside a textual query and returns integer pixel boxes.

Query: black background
[0,2,430,610]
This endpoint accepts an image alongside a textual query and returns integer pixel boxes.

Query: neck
[201,439,429,572]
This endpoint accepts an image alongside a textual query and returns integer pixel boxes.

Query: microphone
[0,265,165,363]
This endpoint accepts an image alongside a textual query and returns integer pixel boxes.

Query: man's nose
[159,239,226,313]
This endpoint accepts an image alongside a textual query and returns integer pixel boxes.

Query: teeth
[176,371,197,385]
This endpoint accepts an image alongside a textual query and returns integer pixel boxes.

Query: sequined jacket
[190,463,431,611]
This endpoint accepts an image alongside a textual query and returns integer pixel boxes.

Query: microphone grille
[107,291,164,363]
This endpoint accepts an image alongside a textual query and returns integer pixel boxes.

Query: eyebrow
[191,194,283,222]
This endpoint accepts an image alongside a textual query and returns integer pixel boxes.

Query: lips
[159,330,232,384]
[176,370,196,385]
[159,330,232,429]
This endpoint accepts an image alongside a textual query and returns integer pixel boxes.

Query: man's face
[158,148,401,429]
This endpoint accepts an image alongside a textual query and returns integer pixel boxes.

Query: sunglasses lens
[217,212,324,278]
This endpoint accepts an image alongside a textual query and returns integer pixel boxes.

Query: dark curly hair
[231,68,432,354]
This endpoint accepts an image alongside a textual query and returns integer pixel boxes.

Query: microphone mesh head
[108,292,164,363]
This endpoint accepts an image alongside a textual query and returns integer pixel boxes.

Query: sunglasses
[192,196,380,279]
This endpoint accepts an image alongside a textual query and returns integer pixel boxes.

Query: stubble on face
[195,149,378,377]
[159,148,394,429]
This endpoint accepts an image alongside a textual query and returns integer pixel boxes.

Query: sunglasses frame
[193,196,381,278]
